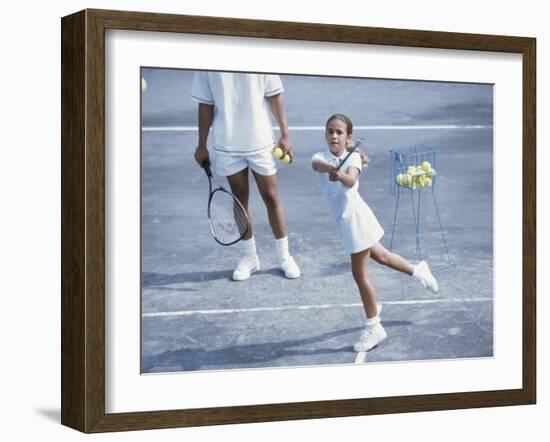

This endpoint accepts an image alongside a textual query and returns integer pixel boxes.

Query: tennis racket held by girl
[335,137,365,171]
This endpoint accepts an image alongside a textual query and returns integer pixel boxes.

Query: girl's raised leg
[369,242,414,275]
[370,242,439,292]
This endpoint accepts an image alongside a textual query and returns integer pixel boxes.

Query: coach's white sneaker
[280,255,301,279]
[413,260,439,293]
[232,255,260,281]
[354,323,387,352]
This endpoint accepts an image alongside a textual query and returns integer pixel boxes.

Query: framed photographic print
[61,9,536,433]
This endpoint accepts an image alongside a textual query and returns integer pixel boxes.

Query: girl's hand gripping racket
[335,137,365,171]
[202,162,250,246]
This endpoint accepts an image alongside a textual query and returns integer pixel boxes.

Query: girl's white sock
[275,236,290,263]
[366,315,381,327]
[412,264,421,280]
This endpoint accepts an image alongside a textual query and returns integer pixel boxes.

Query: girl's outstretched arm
[329,166,360,188]
[312,158,336,173]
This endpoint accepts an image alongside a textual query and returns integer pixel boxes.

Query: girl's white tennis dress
[312,150,384,254]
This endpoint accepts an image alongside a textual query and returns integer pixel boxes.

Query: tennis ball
[407,166,416,175]
[282,154,292,164]
[141,77,147,92]
[272,146,284,159]
[395,174,404,185]
[425,176,433,186]
[421,161,431,171]
[404,174,412,187]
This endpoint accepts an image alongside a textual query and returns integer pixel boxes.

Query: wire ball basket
[388,144,451,265]
[389,144,438,195]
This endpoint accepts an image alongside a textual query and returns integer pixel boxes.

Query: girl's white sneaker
[353,323,387,352]
[413,260,439,293]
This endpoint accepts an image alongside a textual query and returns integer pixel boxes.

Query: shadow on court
[142,270,232,287]
[142,322,411,372]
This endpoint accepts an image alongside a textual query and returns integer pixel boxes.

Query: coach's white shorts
[212,147,277,177]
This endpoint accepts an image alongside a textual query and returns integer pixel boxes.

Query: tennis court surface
[140,69,493,373]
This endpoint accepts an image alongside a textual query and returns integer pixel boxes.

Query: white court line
[142,125,492,132]
[354,352,367,364]
[142,297,492,318]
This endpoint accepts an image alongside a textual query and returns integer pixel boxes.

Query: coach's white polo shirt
[191,72,284,154]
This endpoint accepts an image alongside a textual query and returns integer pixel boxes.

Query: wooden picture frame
[61,8,536,433]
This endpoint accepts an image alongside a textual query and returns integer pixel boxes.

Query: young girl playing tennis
[311,114,439,352]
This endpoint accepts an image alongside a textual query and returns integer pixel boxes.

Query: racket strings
[209,190,249,245]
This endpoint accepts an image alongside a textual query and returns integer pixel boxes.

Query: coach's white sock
[241,237,257,258]
[275,236,290,263]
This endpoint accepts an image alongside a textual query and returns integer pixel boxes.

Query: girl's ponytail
[347,140,369,167]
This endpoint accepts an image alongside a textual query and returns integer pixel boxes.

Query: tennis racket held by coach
[202,162,250,246]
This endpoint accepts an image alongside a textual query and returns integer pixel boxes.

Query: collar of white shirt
[327,149,348,161]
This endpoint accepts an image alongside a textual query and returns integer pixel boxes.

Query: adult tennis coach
[192,71,301,281]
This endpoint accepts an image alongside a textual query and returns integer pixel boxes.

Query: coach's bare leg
[226,168,254,240]
[252,171,287,239]
[369,242,414,276]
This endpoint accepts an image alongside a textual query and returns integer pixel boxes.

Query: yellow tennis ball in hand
[282,153,292,164]
[272,146,284,159]
[141,77,147,92]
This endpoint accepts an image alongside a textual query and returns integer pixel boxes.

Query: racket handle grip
[202,162,213,177]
